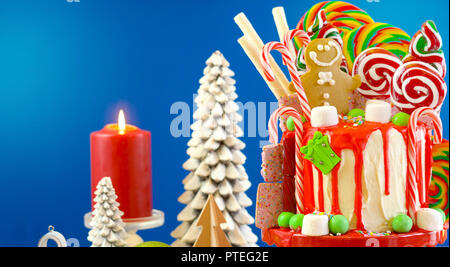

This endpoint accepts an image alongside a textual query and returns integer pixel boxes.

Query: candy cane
[283,29,311,74]
[261,41,312,121]
[283,29,311,53]
[268,106,306,213]
[407,107,443,217]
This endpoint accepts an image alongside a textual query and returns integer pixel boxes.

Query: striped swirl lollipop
[352,47,402,99]
[404,21,447,79]
[343,23,411,73]
[391,61,447,114]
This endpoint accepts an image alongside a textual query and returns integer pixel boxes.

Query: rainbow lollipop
[343,22,411,73]
[428,141,449,224]
[297,1,374,35]
[295,10,348,73]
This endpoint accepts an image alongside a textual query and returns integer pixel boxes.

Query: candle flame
[118,109,126,135]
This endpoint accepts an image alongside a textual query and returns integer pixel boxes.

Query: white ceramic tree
[87,177,128,247]
[171,51,258,247]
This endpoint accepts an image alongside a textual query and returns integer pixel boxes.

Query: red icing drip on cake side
[280,119,432,231]
[301,120,410,229]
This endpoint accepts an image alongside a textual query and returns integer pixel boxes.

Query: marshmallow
[416,208,444,232]
[366,99,388,106]
[310,106,339,128]
[365,101,392,123]
[301,214,330,236]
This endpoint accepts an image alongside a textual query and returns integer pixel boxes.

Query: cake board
[262,223,449,247]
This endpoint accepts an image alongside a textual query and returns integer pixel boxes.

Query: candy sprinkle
[357,230,392,236]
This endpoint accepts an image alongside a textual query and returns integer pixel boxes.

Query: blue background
[0,0,448,247]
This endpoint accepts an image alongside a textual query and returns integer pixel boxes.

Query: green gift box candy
[300,131,341,175]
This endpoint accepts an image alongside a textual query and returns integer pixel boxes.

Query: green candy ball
[432,208,446,223]
[289,214,304,231]
[329,215,349,235]
[286,116,306,131]
[392,112,410,127]
[392,214,413,233]
[348,108,365,118]
[300,115,306,123]
[286,117,295,131]
[278,212,295,228]
[136,241,171,247]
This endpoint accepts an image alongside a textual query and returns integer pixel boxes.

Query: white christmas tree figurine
[171,51,258,247]
[87,177,128,247]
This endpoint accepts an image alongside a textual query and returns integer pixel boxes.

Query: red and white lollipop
[391,61,447,114]
[403,20,446,79]
[353,47,402,100]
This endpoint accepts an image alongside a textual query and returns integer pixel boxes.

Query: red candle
[90,110,152,220]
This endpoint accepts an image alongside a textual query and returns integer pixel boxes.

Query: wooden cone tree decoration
[194,195,231,247]
[171,51,258,247]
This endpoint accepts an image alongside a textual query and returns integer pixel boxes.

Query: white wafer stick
[234,12,290,95]
[238,36,284,99]
[272,7,296,58]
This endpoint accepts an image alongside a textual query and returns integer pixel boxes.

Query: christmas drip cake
[235,1,449,247]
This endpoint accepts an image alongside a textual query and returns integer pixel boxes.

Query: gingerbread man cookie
[300,38,361,115]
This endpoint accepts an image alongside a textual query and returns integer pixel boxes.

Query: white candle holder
[84,209,164,247]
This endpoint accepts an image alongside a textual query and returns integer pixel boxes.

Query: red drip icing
[302,120,410,230]
[282,132,296,176]
[281,132,297,213]
[317,167,324,212]
[416,129,424,205]
[302,162,315,213]
[423,130,433,208]
[354,146,364,229]
[381,130,390,195]
[331,162,342,215]
[281,119,432,231]
[304,164,316,214]
[282,175,297,213]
